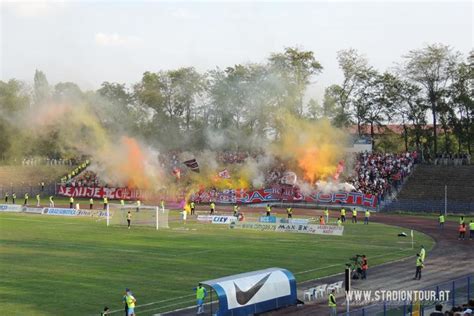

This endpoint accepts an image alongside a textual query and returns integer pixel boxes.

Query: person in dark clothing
[429,304,444,316]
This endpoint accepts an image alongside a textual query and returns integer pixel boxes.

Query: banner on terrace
[191,185,377,208]
[57,185,140,200]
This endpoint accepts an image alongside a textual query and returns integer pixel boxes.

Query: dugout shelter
[201,267,297,316]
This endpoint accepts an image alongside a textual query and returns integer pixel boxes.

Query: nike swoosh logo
[234,273,271,305]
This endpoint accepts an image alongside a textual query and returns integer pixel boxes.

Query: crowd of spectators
[347,152,416,201]
[431,299,474,315]
[67,170,101,188]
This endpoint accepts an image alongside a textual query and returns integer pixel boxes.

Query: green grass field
[0,212,434,316]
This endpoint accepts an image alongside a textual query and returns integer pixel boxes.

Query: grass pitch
[0,212,434,315]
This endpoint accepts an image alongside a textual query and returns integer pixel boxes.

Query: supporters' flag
[183,159,200,173]
[218,169,231,179]
[172,167,181,179]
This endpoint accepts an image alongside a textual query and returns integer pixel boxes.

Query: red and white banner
[57,185,140,200]
[191,185,377,208]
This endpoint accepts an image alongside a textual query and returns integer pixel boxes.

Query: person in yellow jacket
[36,194,41,207]
[24,193,29,206]
[136,200,141,212]
[266,204,272,216]
[195,283,207,315]
[413,253,424,280]
[124,289,136,316]
[438,213,445,230]
[336,217,342,226]
[210,201,215,215]
[364,210,370,225]
[69,196,74,208]
[103,196,108,210]
[340,208,346,222]
[328,289,337,316]
[287,207,293,219]
[324,208,329,223]
[351,208,357,223]
[190,201,195,215]
[89,198,94,210]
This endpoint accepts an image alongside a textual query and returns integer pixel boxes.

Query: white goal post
[106,203,169,230]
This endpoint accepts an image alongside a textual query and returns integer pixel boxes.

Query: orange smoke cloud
[273,115,349,184]
[118,136,151,189]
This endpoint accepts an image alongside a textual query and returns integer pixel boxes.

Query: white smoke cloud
[95,33,142,47]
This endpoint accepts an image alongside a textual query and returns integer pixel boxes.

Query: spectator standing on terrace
[352,208,357,223]
[340,208,346,222]
[210,201,215,215]
[36,194,40,207]
[439,213,445,230]
[23,193,28,206]
[266,204,272,216]
[4,192,8,203]
[459,223,467,240]
[287,207,293,219]
[69,196,74,208]
[89,198,94,210]
[103,197,108,210]
[12,193,16,204]
[364,210,370,225]
[49,195,54,207]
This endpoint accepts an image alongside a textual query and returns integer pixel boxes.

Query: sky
[0,0,472,100]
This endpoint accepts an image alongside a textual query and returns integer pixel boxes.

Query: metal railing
[340,275,473,316]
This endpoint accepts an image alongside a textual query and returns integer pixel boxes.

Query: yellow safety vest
[287,208,292,214]
[70,197,74,203]
[104,197,108,204]
[90,198,93,204]
[191,202,195,208]
[416,257,424,267]
[328,293,336,307]
[352,210,357,216]
[469,223,474,231]
[341,209,346,216]
[196,287,205,299]
[126,295,135,308]
[337,219,342,226]
[324,209,329,216]
[365,211,370,217]
[439,215,445,223]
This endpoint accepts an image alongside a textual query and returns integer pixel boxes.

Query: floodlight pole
[345,267,351,315]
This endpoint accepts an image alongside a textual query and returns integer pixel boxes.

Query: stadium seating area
[348,152,416,202]
[385,165,474,212]
[0,165,70,196]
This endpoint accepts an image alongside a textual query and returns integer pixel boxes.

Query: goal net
[106,204,169,230]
